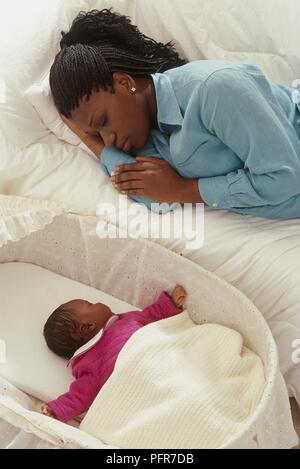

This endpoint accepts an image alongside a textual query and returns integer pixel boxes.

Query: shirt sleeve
[138,292,183,325]
[197,69,300,209]
[47,372,99,423]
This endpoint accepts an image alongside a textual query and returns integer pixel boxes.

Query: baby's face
[63,299,112,330]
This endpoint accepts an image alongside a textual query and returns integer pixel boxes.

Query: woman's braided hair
[49,8,187,117]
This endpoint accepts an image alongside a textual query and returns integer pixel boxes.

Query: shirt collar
[151,72,183,131]
[67,314,119,367]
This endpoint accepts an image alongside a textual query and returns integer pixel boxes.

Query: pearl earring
[131,87,136,94]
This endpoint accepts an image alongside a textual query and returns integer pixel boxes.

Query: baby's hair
[49,8,187,117]
[43,307,85,360]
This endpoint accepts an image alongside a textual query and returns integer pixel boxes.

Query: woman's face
[70,72,153,153]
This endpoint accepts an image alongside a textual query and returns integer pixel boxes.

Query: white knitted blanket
[81,312,265,449]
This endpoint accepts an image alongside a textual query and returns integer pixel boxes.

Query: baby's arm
[139,285,187,325]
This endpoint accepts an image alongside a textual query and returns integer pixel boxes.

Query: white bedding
[0,0,300,418]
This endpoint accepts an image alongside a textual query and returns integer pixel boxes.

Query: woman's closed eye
[91,117,107,137]
[87,115,107,136]
[96,116,107,129]
[89,130,103,137]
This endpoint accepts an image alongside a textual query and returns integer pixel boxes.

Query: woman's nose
[102,131,117,148]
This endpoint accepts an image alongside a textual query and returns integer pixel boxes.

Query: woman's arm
[60,114,105,159]
[197,69,300,209]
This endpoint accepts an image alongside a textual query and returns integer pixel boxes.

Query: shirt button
[212,203,218,208]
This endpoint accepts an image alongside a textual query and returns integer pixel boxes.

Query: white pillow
[0,0,87,88]
[24,75,83,147]
[0,127,116,215]
[0,262,139,403]
[0,0,90,147]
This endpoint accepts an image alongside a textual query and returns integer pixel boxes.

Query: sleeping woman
[49,8,300,219]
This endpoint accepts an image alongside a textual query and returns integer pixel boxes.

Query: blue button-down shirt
[101,60,300,219]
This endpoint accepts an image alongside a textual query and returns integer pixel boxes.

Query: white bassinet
[0,195,298,449]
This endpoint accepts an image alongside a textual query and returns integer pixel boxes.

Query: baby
[41,285,186,422]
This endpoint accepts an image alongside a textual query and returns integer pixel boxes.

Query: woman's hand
[60,114,105,159]
[111,157,203,204]
[41,403,56,418]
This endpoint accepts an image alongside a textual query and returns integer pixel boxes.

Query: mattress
[0,262,140,403]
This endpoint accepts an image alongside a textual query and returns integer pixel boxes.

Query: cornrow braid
[49,8,187,117]
[43,307,84,360]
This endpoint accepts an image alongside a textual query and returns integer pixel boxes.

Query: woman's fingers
[111,170,149,194]
[124,190,144,196]
[112,157,184,203]
[112,171,144,183]
[114,163,149,173]
[114,159,168,174]
[113,180,145,191]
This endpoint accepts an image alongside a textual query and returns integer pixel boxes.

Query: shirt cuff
[198,176,232,209]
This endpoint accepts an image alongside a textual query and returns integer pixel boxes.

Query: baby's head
[43,299,112,360]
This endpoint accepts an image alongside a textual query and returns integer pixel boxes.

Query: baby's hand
[171,285,187,307]
[41,403,56,418]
